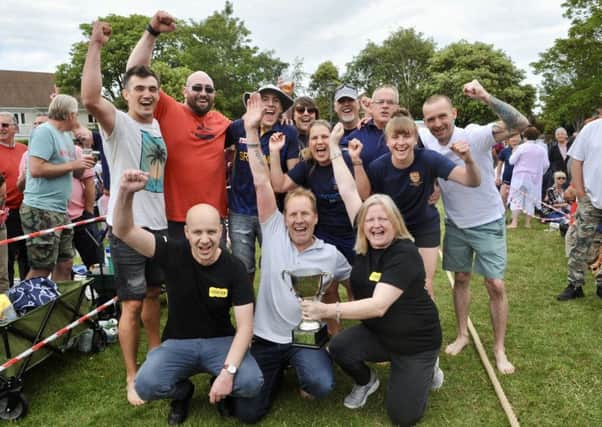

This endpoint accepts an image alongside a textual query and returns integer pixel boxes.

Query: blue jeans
[233,336,334,424]
[228,212,261,274]
[135,337,263,402]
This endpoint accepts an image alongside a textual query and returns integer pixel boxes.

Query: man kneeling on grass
[112,169,263,425]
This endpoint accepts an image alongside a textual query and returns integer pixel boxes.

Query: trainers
[168,381,194,425]
[344,369,379,409]
[556,285,585,301]
[431,358,444,391]
[597,287,602,299]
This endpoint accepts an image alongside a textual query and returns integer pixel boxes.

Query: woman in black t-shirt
[301,123,442,426]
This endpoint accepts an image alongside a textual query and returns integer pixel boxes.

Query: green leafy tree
[308,61,341,123]
[532,0,602,132]
[424,41,535,126]
[54,3,287,117]
[344,28,436,117]
[175,2,287,118]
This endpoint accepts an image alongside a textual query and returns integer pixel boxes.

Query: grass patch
[6,221,602,426]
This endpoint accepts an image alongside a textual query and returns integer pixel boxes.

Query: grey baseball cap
[334,84,359,102]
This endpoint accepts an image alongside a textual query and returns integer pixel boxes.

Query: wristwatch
[223,364,237,375]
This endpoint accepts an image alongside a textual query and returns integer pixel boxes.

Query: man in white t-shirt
[557,118,602,300]
[82,21,167,406]
[419,80,529,375]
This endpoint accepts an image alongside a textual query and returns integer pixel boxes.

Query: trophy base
[292,323,329,349]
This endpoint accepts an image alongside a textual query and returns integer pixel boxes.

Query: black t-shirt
[350,238,442,354]
[153,234,254,341]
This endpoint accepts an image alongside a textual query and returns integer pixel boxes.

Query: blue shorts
[442,217,506,279]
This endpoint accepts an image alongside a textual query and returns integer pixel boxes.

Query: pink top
[509,141,549,176]
[67,146,94,220]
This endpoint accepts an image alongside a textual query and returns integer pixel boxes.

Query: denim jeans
[135,336,263,402]
[228,212,261,274]
[233,336,334,424]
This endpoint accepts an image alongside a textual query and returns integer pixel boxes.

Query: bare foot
[495,351,515,375]
[506,224,517,229]
[445,335,470,356]
[127,380,145,406]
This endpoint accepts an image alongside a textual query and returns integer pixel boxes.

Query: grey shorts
[228,212,261,274]
[109,228,166,301]
[442,217,507,279]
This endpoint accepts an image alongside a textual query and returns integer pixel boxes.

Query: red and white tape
[0,215,106,247]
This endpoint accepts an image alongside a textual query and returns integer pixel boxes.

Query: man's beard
[187,95,213,115]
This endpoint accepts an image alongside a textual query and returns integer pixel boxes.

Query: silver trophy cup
[282,268,333,348]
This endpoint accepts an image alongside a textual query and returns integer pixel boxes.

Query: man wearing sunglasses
[127,11,231,242]
[341,85,400,166]
[0,112,30,286]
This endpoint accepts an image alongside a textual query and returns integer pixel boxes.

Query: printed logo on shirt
[409,171,423,187]
[369,272,382,282]
[209,287,228,298]
[139,130,167,193]
[194,124,216,141]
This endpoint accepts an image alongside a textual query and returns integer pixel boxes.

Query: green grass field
[6,221,602,426]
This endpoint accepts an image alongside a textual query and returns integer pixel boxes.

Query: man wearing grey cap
[333,84,361,137]
[226,84,300,283]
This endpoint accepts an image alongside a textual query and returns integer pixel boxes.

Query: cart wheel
[0,392,28,421]
[91,327,107,353]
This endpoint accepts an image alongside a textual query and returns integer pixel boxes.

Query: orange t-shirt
[155,91,231,221]
[0,143,28,209]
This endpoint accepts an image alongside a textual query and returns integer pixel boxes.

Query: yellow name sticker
[369,272,382,282]
[209,287,228,298]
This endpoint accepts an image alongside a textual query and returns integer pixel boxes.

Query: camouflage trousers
[566,195,602,287]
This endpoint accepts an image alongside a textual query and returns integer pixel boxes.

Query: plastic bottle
[104,247,114,274]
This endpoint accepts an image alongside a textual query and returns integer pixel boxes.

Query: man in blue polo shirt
[227,84,300,282]
[341,85,400,166]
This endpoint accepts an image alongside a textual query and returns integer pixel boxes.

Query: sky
[1,0,570,92]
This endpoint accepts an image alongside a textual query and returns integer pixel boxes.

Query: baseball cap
[334,84,359,102]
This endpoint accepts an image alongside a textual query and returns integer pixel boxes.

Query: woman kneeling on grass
[301,123,442,426]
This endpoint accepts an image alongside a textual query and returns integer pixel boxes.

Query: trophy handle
[317,272,334,300]
[282,270,291,281]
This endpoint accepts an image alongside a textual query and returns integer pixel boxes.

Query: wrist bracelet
[352,160,363,166]
[146,24,160,37]
[246,143,259,148]
[330,151,342,160]
[335,302,341,323]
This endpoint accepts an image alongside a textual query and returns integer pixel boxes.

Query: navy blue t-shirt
[368,148,455,234]
[287,154,355,261]
[227,119,300,216]
[341,119,388,166]
[498,147,514,185]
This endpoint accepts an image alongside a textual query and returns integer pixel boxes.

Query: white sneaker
[344,368,380,409]
[431,358,444,390]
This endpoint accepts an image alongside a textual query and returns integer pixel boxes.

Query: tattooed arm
[463,79,529,142]
[243,92,277,223]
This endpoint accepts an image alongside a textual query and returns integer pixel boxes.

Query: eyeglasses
[556,177,566,180]
[295,106,317,115]
[372,99,398,106]
[0,123,13,128]
[189,84,215,94]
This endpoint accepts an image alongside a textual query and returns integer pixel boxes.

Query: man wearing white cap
[333,84,361,137]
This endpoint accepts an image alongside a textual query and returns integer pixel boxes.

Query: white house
[0,70,95,140]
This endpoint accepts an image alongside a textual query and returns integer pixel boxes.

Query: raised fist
[91,21,112,46]
[150,10,177,34]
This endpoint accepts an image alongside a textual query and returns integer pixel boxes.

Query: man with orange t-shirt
[127,11,231,241]
[0,112,29,286]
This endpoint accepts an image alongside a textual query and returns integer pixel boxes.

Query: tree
[54,3,287,117]
[532,0,602,132]
[344,28,436,117]
[424,41,536,126]
[308,61,340,122]
[175,2,287,118]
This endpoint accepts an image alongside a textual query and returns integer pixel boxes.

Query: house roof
[0,70,55,109]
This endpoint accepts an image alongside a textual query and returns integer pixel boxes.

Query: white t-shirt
[419,125,505,228]
[254,211,351,344]
[568,119,602,209]
[102,110,167,229]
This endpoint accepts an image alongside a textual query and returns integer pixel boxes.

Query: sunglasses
[189,84,215,94]
[295,106,317,115]
[0,123,13,128]
[556,177,566,180]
